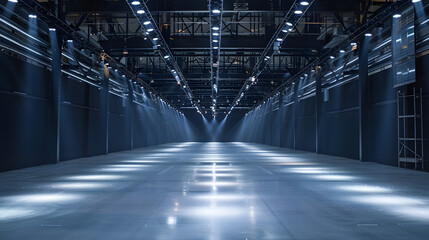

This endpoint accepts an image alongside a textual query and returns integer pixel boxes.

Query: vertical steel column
[278,92,284,147]
[51,33,62,163]
[315,66,323,154]
[293,82,299,150]
[101,63,110,154]
[359,38,369,162]
[127,80,134,150]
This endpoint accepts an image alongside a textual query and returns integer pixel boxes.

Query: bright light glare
[0,208,38,221]
[131,1,140,5]
[351,195,424,205]
[7,194,81,203]
[66,175,125,181]
[167,216,177,225]
[311,175,355,181]
[336,185,392,193]
[52,182,110,189]
[289,167,331,174]
[193,194,253,201]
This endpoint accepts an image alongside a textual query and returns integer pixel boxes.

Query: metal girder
[209,0,224,115]
[228,0,316,115]
[63,0,361,14]
[17,0,181,112]
[252,0,412,113]
[125,0,202,113]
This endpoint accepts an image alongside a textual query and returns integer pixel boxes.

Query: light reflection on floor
[1,142,429,239]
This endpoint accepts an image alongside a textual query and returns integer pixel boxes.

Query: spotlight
[212,9,221,14]
[282,29,288,33]
[48,28,56,31]
[8,0,18,3]
[393,14,401,19]
[276,38,283,42]
[164,55,170,59]
[330,56,335,59]
[294,10,303,14]
[412,0,421,3]
[365,33,373,37]
[300,1,309,6]
[67,39,74,43]
[131,1,140,5]
[153,37,159,41]
[286,22,293,26]
[213,32,219,36]
[213,46,219,49]
[339,49,345,53]
[29,14,37,19]
[137,10,145,14]
[212,26,220,31]
[143,21,151,25]
[147,28,154,32]
[213,39,219,43]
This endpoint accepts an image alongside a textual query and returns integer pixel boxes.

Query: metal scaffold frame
[397,87,424,170]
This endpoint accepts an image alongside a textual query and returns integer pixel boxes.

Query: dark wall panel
[296,97,316,152]
[0,55,55,171]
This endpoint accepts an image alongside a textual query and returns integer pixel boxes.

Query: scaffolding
[397,88,424,170]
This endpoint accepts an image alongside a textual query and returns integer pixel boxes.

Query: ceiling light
[294,10,303,14]
[282,29,288,33]
[8,0,18,3]
[48,28,56,31]
[164,55,170,59]
[365,33,373,37]
[276,38,283,42]
[137,10,145,14]
[213,47,219,49]
[213,39,219,43]
[131,1,140,6]
[147,28,154,32]
[143,21,151,25]
[153,37,159,41]
[393,14,401,19]
[286,22,293,26]
[29,14,37,19]
[340,49,345,53]
[412,0,421,3]
[330,56,335,59]
[212,9,221,14]
[212,26,220,31]
[213,32,219,36]
[300,1,309,6]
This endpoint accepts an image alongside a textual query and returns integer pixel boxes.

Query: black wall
[232,52,429,169]
[0,53,195,172]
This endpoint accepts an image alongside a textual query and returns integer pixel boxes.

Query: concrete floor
[1,142,429,239]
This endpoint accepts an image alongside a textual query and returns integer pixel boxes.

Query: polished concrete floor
[1,142,429,239]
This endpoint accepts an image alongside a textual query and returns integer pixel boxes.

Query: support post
[315,66,323,154]
[359,38,369,161]
[101,63,110,155]
[127,80,134,150]
[50,32,62,163]
[293,82,299,150]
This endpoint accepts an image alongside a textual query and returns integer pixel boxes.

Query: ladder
[397,88,424,170]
